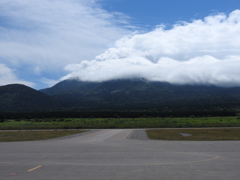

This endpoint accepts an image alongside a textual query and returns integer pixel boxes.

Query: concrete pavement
[0,129,240,179]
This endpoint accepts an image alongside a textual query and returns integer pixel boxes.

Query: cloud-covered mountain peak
[63,10,240,87]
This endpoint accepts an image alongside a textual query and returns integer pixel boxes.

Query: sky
[0,0,240,89]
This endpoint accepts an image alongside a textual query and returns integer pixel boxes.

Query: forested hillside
[1,79,240,116]
[0,84,62,112]
[41,79,240,111]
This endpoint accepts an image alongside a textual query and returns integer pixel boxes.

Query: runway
[0,129,240,180]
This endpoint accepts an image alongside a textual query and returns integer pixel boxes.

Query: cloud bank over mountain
[64,10,240,87]
[1,0,239,88]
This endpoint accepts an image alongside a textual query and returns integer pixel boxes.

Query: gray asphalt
[0,129,240,180]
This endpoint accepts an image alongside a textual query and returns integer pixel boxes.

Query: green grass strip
[1,117,240,129]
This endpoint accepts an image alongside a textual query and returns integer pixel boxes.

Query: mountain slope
[41,79,100,96]
[40,79,240,110]
[0,84,61,112]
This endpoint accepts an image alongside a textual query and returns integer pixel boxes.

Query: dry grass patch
[0,130,88,142]
[146,128,240,140]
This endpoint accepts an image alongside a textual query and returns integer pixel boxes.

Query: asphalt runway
[0,129,240,180]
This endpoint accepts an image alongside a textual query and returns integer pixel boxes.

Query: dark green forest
[1,79,240,119]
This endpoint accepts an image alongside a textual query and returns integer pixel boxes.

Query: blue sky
[0,0,240,89]
[100,0,239,29]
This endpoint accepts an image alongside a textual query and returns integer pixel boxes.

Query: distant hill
[1,79,240,114]
[0,84,61,112]
[40,79,240,111]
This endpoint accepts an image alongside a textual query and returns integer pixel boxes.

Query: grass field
[146,128,240,140]
[0,130,87,142]
[0,117,240,130]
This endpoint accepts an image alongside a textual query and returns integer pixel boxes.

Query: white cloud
[0,64,34,86]
[0,0,131,87]
[63,10,240,87]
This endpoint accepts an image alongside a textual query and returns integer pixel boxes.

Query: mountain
[1,79,239,113]
[0,84,62,112]
[40,79,240,110]
[41,79,100,96]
